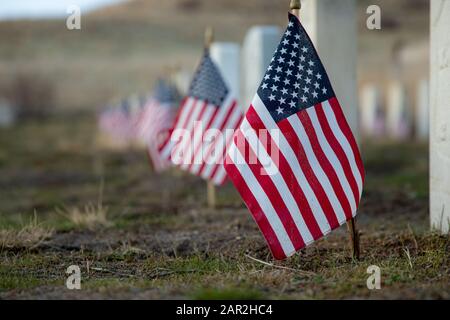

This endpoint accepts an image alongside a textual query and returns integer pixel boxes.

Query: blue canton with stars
[188,50,229,107]
[258,13,335,123]
[154,79,180,105]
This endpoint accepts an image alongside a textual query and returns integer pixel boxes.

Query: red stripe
[197,100,237,176]
[224,152,286,260]
[158,97,188,152]
[236,131,305,251]
[208,111,243,183]
[328,97,365,184]
[170,99,202,163]
[278,116,340,229]
[187,105,220,172]
[297,109,353,220]
[246,106,323,241]
[314,103,360,208]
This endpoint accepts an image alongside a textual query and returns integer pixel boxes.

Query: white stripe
[241,118,315,243]
[171,100,204,166]
[306,107,357,213]
[180,104,216,170]
[288,115,347,224]
[190,96,235,174]
[160,97,195,159]
[252,95,331,235]
[322,100,363,195]
[229,142,295,257]
[210,114,243,185]
[201,104,242,179]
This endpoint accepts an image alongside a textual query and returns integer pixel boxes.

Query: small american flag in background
[137,79,180,172]
[159,50,243,185]
[224,13,365,260]
[99,99,133,144]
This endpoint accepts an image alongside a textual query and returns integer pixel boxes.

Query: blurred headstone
[300,0,359,140]
[359,84,384,138]
[386,81,411,140]
[430,0,450,234]
[242,26,282,109]
[0,99,16,128]
[416,78,429,140]
[210,42,241,99]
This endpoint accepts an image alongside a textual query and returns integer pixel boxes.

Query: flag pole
[289,0,360,260]
[204,26,217,209]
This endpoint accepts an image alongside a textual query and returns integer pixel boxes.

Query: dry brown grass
[0,214,53,250]
[58,181,111,230]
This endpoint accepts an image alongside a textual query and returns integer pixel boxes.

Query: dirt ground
[0,114,448,299]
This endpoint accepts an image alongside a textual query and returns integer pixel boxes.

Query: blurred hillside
[0,0,429,112]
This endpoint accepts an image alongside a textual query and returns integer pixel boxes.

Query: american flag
[137,80,180,172]
[159,50,243,185]
[224,13,365,260]
[98,99,133,143]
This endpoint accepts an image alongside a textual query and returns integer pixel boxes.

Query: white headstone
[242,26,282,109]
[210,42,241,99]
[359,84,384,138]
[430,0,450,234]
[416,78,429,140]
[300,0,359,139]
[0,99,16,128]
[386,81,411,140]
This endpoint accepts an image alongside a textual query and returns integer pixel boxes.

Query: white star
[271,84,278,91]
[293,43,299,49]
[305,77,312,84]
[300,55,306,62]
[308,60,315,67]
[280,47,287,55]
[294,82,301,89]
[283,78,291,86]
[264,74,270,80]
[312,91,318,98]
[288,21,294,28]
[299,64,304,71]
[269,94,276,101]
[292,92,298,98]
[314,82,320,89]
[289,100,297,108]
[288,60,295,67]
[302,46,308,53]
[294,34,300,40]
[268,65,273,71]
[322,87,328,94]
[261,83,268,89]
[289,51,297,58]
[301,95,308,103]
[282,39,289,46]
[281,88,288,95]
[276,66,283,73]
[273,75,280,82]
[286,69,293,76]
[307,69,313,76]
[296,73,302,80]
[279,97,286,105]
[303,86,310,93]
[316,73,322,80]
[286,30,291,36]
[276,106,284,114]
[278,57,285,64]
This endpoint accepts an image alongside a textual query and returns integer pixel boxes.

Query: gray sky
[0,0,126,20]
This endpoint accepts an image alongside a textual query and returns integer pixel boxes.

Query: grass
[0,115,448,299]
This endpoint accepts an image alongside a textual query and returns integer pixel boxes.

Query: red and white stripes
[224,94,364,260]
[159,95,243,185]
